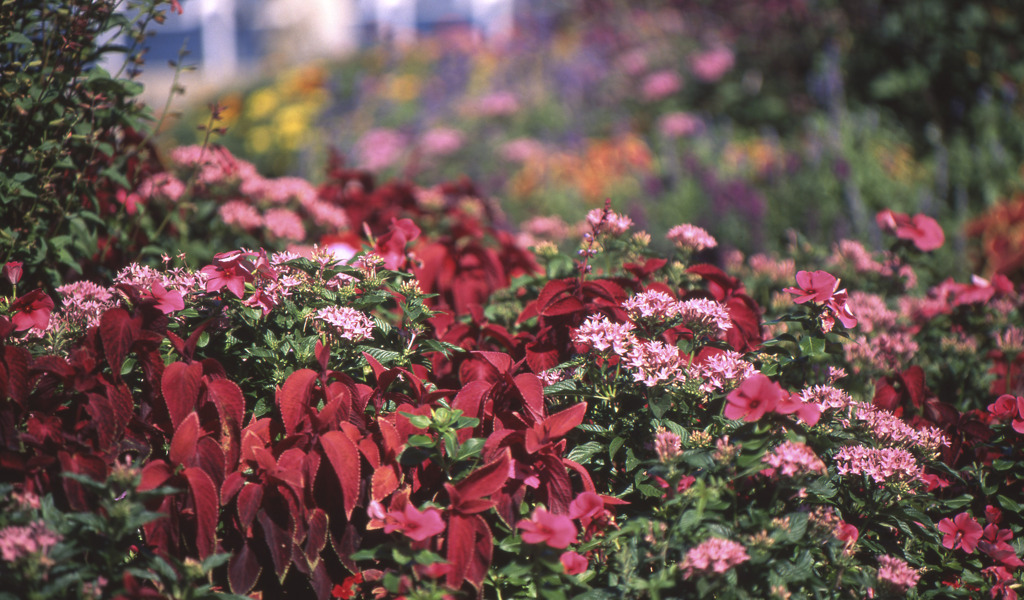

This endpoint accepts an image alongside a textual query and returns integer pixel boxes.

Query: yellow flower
[247,88,279,120]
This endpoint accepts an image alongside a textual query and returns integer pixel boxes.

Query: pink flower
[876,555,920,593]
[316,306,374,342]
[876,209,945,252]
[980,524,1024,568]
[560,551,588,575]
[680,538,749,578]
[658,112,702,139]
[624,340,688,387]
[383,504,446,542]
[677,298,733,338]
[937,512,984,553]
[784,270,838,304]
[200,250,256,299]
[10,289,54,331]
[572,315,636,354]
[586,207,633,235]
[472,91,520,117]
[641,70,682,101]
[653,429,682,463]
[724,374,783,422]
[774,392,821,426]
[218,200,263,231]
[418,127,464,157]
[517,507,577,549]
[690,47,735,82]
[264,208,306,242]
[835,522,859,546]
[989,394,1021,421]
[0,520,61,562]
[833,445,920,484]
[356,128,406,171]
[666,223,716,251]
[3,261,22,285]
[150,283,185,314]
[762,441,826,478]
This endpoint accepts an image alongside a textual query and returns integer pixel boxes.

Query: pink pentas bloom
[641,70,682,101]
[517,507,578,549]
[876,555,920,593]
[937,512,984,554]
[560,551,588,575]
[3,261,22,285]
[724,374,783,421]
[658,112,703,139]
[316,306,374,342]
[383,504,446,542]
[762,441,826,478]
[833,445,920,484]
[680,538,750,578]
[572,314,636,354]
[653,429,682,463]
[10,289,54,331]
[784,270,838,304]
[586,207,633,235]
[690,46,735,82]
[666,223,716,251]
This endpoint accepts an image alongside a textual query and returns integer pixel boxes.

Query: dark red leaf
[279,368,317,435]
[237,483,263,531]
[161,361,203,430]
[183,466,219,559]
[170,411,201,468]
[207,378,244,469]
[320,431,362,519]
[228,541,262,595]
[371,464,400,502]
[221,471,244,505]
[99,308,139,376]
[258,508,293,583]
[513,373,545,423]
[445,513,474,589]
[3,345,31,407]
[453,448,510,507]
[138,460,174,493]
[304,508,329,571]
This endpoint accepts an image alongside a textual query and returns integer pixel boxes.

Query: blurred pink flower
[641,70,682,101]
[219,200,263,231]
[3,261,22,285]
[617,48,649,76]
[500,138,546,163]
[724,373,782,422]
[653,429,682,462]
[876,555,920,593]
[667,223,716,251]
[473,91,520,117]
[137,173,185,202]
[419,127,465,157]
[762,440,825,478]
[356,128,407,171]
[560,551,588,575]
[659,112,703,139]
[690,46,735,82]
[264,208,306,241]
[383,504,446,542]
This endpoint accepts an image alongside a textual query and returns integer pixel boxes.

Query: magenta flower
[3,261,22,285]
[560,551,588,575]
[200,250,255,299]
[724,374,782,422]
[383,504,446,542]
[784,270,838,304]
[937,512,984,553]
[517,507,577,549]
[666,223,716,251]
[988,394,1020,420]
[774,391,822,426]
[876,209,945,252]
[150,283,184,314]
[9,288,54,331]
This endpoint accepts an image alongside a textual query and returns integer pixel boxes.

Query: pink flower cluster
[624,340,689,387]
[691,349,757,394]
[52,280,115,332]
[876,209,945,252]
[833,445,920,485]
[658,112,702,139]
[876,555,920,593]
[418,127,464,157]
[845,330,919,374]
[572,314,636,354]
[762,440,826,478]
[690,46,735,82]
[356,128,407,171]
[679,537,750,578]
[800,385,852,412]
[641,70,682,101]
[677,298,733,337]
[315,306,374,342]
[747,253,795,282]
[654,428,682,462]
[845,292,897,334]
[854,404,948,453]
[586,208,633,235]
[666,223,717,252]
[0,520,61,562]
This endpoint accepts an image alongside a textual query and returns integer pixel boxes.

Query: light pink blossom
[667,223,717,251]
[876,555,920,593]
[680,538,749,578]
[316,306,374,342]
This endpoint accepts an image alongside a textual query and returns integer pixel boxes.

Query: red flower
[724,374,782,422]
[517,507,577,549]
[835,522,858,546]
[560,551,588,575]
[784,270,838,304]
[937,512,983,553]
[332,573,364,599]
[988,394,1020,420]
[383,504,446,542]
[10,288,54,331]
[3,261,22,285]
[980,524,1024,568]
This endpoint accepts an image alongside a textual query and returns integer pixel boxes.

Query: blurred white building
[139,0,516,81]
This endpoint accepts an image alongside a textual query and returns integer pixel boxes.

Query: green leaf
[609,437,625,460]
[568,441,604,464]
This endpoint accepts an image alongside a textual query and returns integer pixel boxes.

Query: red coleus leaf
[451,448,510,511]
[279,368,318,435]
[304,508,329,571]
[139,460,174,493]
[320,430,362,520]
[445,512,493,590]
[99,307,140,376]
[514,373,545,424]
[206,378,245,470]
[371,464,401,502]
[183,466,219,560]
[525,403,587,454]
[258,507,294,583]
[161,361,203,430]
[236,483,263,532]
[170,411,202,468]
[3,345,30,407]
[228,541,262,596]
